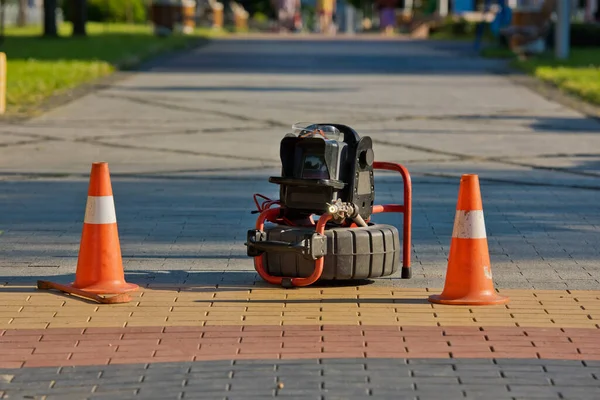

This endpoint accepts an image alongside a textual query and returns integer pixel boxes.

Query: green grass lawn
[483,45,600,106]
[480,45,515,59]
[4,23,217,115]
[427,19,496,42]
[513,48,600,106]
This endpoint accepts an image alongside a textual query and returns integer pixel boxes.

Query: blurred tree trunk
[44,0,58,37]
[72,0,87,36]
[126,0,133,24]
[17,0,28,27]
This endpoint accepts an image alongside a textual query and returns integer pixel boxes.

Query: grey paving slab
[0,358,599,399]
[1,37,600,294]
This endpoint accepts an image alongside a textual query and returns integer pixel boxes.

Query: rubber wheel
[262,224,400,280]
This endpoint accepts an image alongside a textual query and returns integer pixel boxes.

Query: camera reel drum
[246,123,412,288]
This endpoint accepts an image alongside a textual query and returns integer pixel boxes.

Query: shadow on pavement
[364,116,600,134]
[138,38,504,76]
[8,34,500,75]
[0,170,599,292]
[0,269,435,307]
[111,86,357,93]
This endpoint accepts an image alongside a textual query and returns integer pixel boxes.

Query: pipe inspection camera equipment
[245,123,412,288]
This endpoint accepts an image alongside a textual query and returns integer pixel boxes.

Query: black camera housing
[269,124,375,222]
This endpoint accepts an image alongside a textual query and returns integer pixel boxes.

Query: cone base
[428,293,509,306]
[70,281,139,295]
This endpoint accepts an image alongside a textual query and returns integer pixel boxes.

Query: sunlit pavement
[1,37,599,399]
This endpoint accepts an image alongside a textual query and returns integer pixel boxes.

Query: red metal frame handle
[372,161,412,279]
[253,208,332,287]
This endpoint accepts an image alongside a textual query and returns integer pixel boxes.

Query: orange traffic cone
[68,162,138,294]
[428,174,509,306]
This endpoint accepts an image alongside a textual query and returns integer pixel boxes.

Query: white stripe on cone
[452,210,487,239]
[84,196,117,224]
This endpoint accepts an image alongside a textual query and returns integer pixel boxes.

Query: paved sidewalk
[5,358,600,400]
[2,285,600,363]
[1,284,600,399]
[1,37,600,399]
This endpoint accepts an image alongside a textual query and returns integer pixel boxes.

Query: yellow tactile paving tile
[0,285,599,330]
